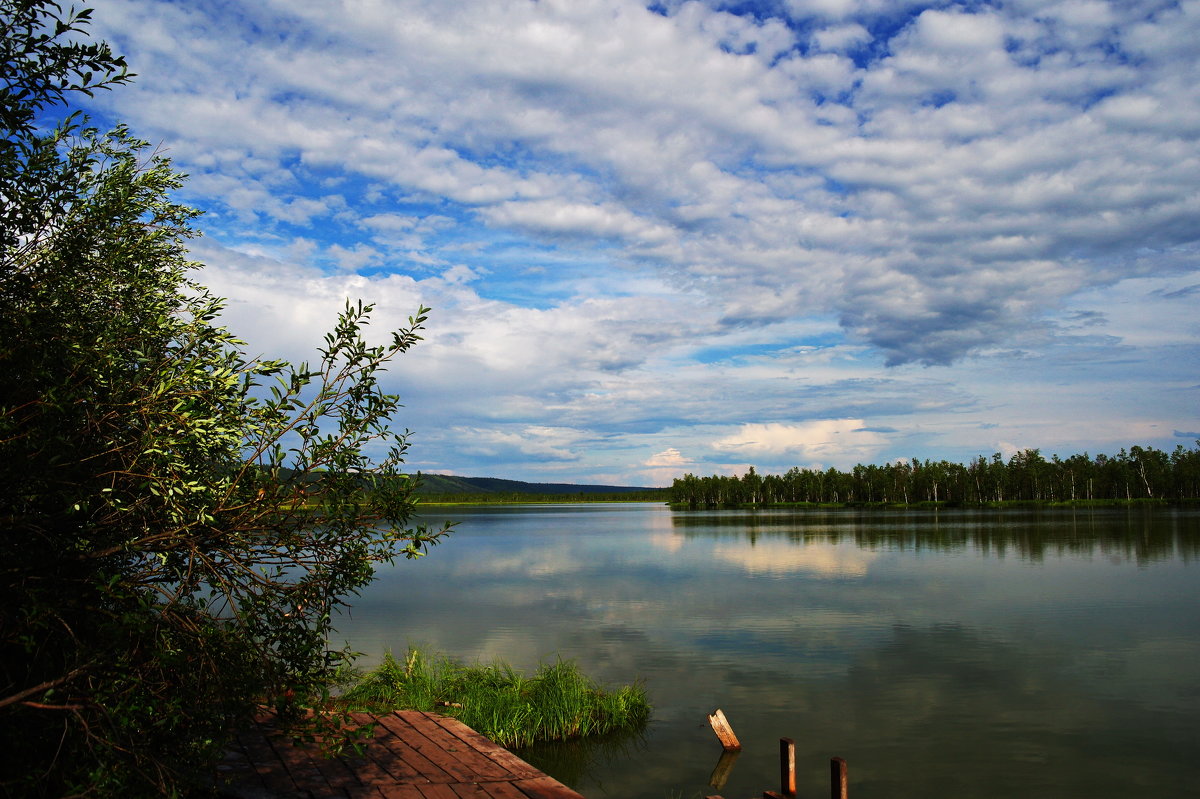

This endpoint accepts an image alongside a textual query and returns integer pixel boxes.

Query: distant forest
[670,443,1200,508]
[413,473,668,503]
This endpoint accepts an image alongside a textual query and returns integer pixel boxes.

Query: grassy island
[340,648,650,749]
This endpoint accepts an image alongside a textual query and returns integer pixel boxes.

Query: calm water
[333,503,1200,799]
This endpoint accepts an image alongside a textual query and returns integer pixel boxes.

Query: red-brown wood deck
[218,709,586,799]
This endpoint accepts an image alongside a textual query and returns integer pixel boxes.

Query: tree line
[670,443,1200,508]
[418,489,671,504]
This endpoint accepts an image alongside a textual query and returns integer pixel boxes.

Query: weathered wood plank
[293,739,364,791]
[403,714,514,780]
[378,714,487,784]
[375,784,428,799]
[224,710,584,799]
[236,725,316,795]
[477,781,541,799]
[420,713,542,779]
[372,713,461,784]
[386,713,511,782]
[510,776,585,799]
[253,711,357,793]
[355,717,437,785]
[341,747,413,791]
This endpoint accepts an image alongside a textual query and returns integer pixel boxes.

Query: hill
[413,474,663,497]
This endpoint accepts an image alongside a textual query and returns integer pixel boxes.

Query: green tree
[1,2,448,795]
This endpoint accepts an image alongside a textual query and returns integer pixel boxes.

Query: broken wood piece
[707,708,742,751]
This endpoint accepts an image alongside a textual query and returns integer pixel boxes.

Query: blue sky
[84,0,1198,485]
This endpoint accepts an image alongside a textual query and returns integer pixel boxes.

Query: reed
[340,648,650,748]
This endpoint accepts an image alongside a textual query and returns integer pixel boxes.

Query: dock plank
[511,777,586,799]
[392,713,512,781]
[219,709,584,799]
[422,714,544,780]
[372,713,462,783]
[353,717,437,785]
[380,714,496,784]
[477,782,540,799]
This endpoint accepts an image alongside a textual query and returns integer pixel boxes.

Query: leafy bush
[0,3,448,795]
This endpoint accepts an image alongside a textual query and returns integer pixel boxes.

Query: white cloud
[451,426,585,462]
[644,448,691,467]
[712,420,889,466]
[812,23,871,52]
[96,0,1200,366]
[908,8,1006,54]
[783,0,920,21]
[481,200,675,244]
[75,0,1200,482]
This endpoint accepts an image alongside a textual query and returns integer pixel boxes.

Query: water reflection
[669,506,1200,564]
[518,727,650,794]
[334,504,1200,799]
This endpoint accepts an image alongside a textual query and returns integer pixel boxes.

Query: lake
[332,503,1200,799]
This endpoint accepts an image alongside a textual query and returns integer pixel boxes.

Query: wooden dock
[218,709,586,799]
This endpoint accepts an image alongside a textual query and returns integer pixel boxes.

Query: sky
[81,0,1199,486]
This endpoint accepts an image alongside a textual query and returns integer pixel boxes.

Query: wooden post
[707,709,742,751]
[830,756,848,799]
[779,738,796,796]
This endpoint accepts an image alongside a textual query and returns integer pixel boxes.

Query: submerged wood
[707,708,742,751]
[708,748,741,790]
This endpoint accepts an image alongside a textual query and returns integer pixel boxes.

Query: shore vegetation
[340,648,650,749]
[416,489,670,505]
[671,443,1200,509]
[1,3,448,795]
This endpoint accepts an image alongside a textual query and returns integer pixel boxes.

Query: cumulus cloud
[812,23,871,52]
[77,0,1200,482]
[92,0,1200,366]
[644,448,692,467]
[481,200,675,243]
[712,420,889,466]
[451,426,585,463]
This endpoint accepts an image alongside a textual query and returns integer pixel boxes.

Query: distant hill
[413,474,661,496]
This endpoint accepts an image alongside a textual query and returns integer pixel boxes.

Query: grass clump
[340,648,650,749]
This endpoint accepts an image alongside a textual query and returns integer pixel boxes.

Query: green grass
[339,648,650,749]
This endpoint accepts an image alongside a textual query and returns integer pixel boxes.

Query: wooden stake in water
[831,756,848,799]
[779,738,796,796]
[707,709,742,751]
